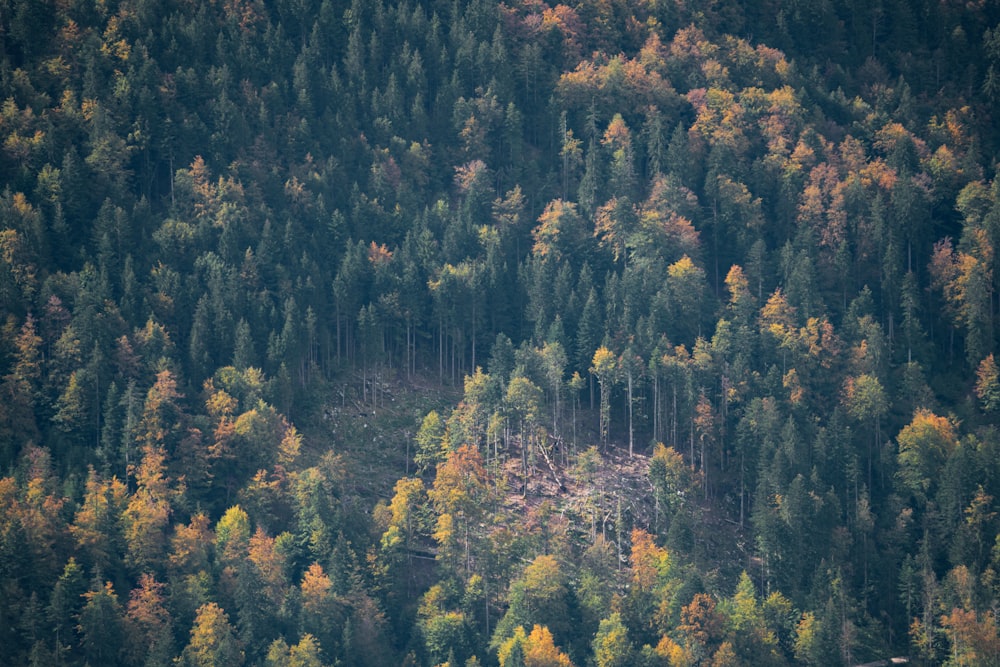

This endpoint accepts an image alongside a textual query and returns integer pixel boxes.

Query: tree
[78,581,124,667]
[594,197,637,267]
[625,528,673,644]
[124,445,175,574]
[70,468,127,576]
[929,234,995,368]
[492,555,572,653]
[178,603,244,667]
[793,611,831,666]
[593,613,633,667]
[299,562,345,656]
[667,256,707,343]
[591,346,617,447]
[48,557,87,656]
[0,314,42,452]
[842,373,888,491]
[694,390,715,498]
[896,409,959,502]
[136,369,186,453]
[523,624,574,667]
[266,634,327,667]
[415,410,447,474]
[975,354,1000,412]
[940,607,1000,667]
[232,557,274,658]
[498,626,529,667]
[649,445,693,528]
[168,512,214,577]
[540,341,568,439]
[216,505,252,565]
[429,445,488,576]
[532,200,586,262]
[679,593,723,658]
[124,573,174,667]
[505,375,543,494]
[289,634,328,667]
[379,476,429,605]
[419,605,471,666]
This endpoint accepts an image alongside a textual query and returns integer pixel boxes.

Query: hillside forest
[4,0,1000,665]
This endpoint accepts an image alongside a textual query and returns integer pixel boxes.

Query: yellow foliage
[591,346,617,377]
[655,634,693,667]
[631,528,670,592]
[300,563,333,612]
[524,624,574,667]
[896,408,958,496]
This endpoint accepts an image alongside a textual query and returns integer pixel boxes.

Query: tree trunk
[627,369,634,457]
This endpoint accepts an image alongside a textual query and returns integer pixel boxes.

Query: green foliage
[593,613,633,667]
[415,410,448,474]
[491,555,573,653]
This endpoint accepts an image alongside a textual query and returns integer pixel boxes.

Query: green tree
[48,557,87,657]
[843,373,888,492]
[491,555,573,653]
[415,410,447,474]
[975,354,1000,412]
[896,409,959,502]
[78,581,124,667]
[591,347,617,447]
[299,562,346,658]
[593,613,633,667]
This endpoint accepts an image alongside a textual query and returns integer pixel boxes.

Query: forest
[2,0,1000,665]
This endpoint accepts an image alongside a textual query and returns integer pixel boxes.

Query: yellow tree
[492,555,572,653]
[299,562,345,657]
[429,445,487,577]
[524,624,574,667]
[498,624,574,667]
[70,467,127,575]
[124,573,174,666]
[168,512,214,576]
[264,633,326,667]
[178,602,244,667]
[929,231,995,369]
[649,444,693,528]
[896,409,958,502]
[247,527,290,608]
[627,528,674,642]
[215,505,251,566]
[533,199,586,262]
[679,593,723,658]
[940,607,1000,667]
[136,369,185,453]
[123,445,175,574]
[378,476,429,603]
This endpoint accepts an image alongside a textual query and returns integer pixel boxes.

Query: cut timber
[538,435,567,493]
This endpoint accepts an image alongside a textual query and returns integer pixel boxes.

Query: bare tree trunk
[627,369,634,457]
